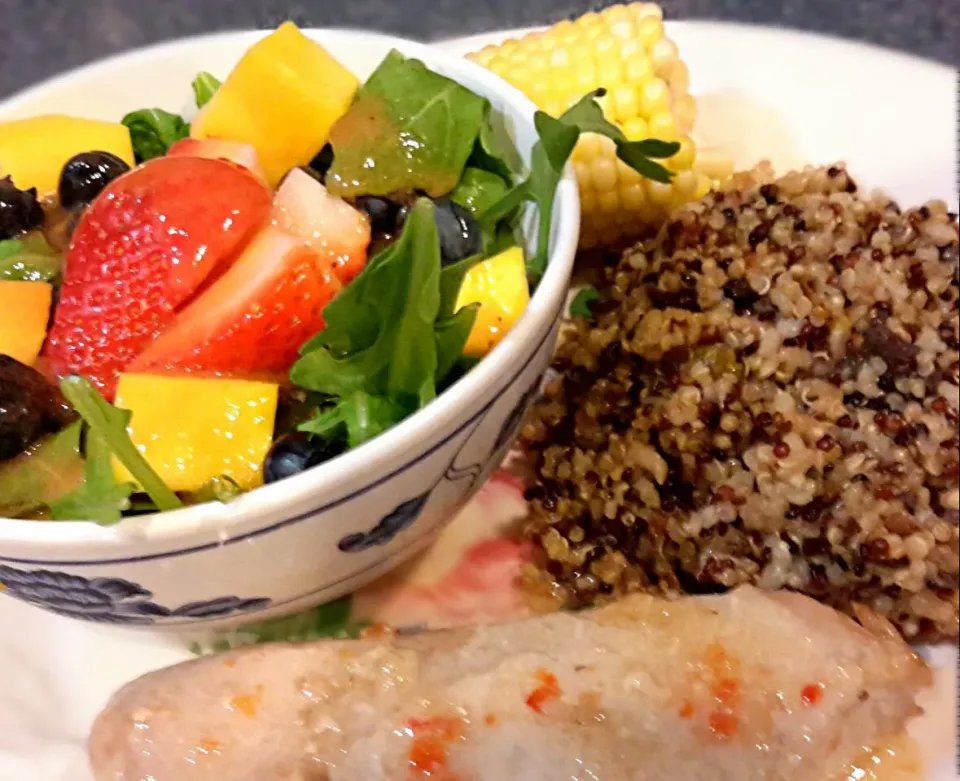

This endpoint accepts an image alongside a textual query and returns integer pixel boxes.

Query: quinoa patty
[519,163,959,642]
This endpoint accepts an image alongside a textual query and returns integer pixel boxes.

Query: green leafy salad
[0,38,678,525]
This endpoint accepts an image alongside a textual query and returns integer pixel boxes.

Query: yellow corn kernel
[114,375,278,493]
[597,189,621,215]
[591,157,618,192]
[638,78,670,118]
[637,17,664,49]
[610,84,640,123]
[645,179,674,206]
[674,93,698,133]
[695,147,737,181]
[670,60,691,96]
[602,4,634,23]
[633,2,663,21]
[649,38,678,76]
[552,19,579,44]
[616,157,643,186]
[576,11,603,29]
[673,169,700,199]
[622,182,647,212]
[624,52,654,85]
[693,171,713,200]
[467,2,734,248]
[623,117,650,141]
[669,135,697,171]
[648,112,678,141]
[573,161,593,189]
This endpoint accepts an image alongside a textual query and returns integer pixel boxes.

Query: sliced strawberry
[272,168,371,285]
[167,138,266,182]
[43,156,271,398]
[130,226,342,376]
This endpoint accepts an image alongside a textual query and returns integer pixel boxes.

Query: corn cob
[469,3,734,249]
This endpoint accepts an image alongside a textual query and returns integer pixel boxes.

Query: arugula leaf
[435,304,479,382]
[298,236,403,359]
[558,90,680,181]
[438,254,480,318]
[0,235,62,282]
[291,199,442,409]
[0,421,83,517]
[326,50,487,199]
[486,217,522,257]
[298,404,347,439]
[535,111,581,171]
[570,286,600,318]
[339,392,412,447]
[449,167,510,219]
[191,72,221,108]
[121,108,190,163]
[50,424,134,524]
[483,89,680,281]
[56,376,183,515]
[299,393,411,449]
[468,101,523,184]
[431,254,481,383]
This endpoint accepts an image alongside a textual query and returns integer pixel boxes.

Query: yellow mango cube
[0,115,134,195]
[113,374,278,493]
[455,246,530,357]
[0,281,52,365]
[191,22,360,187]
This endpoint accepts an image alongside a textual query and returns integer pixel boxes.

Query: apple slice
[272,167,371,284]
[168,138,266,182]
[130,226,342,377]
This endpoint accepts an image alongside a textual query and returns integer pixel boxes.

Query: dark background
[0,0,957,98]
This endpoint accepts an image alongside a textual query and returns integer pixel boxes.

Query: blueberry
[396,198,482,265]
[354,196,397,233]
[58,151,130,209]
[0,176,44,240]
[263,432,345,484]
[0,356,76,461]
[308,143,334,179]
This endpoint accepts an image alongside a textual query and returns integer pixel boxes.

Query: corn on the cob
[469,3,734,249]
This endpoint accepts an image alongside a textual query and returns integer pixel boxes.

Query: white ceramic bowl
[0,29,579,629]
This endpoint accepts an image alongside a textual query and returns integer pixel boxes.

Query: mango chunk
[0,280,52,365]
[455,246,530,357]
[113,374,278,493]
[0,115,134,196]
[191,22,360,187]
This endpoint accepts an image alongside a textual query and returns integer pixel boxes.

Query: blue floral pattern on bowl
[492,372,545,456]
[336,372,546,554]
[338,493,432,553]
[0,564,270,625]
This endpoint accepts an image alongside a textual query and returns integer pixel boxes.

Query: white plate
[0,22,956,781]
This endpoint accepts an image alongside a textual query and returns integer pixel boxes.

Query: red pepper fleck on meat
[406,717,464,780]
[712,677,740,707]
[801,684,824,707]
[678,700,695,719]
[708,709,739,740]
[362,622,395,640]
[702,644,741,740]
[526,668,561,714]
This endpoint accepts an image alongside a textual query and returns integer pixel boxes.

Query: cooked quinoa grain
[519,163,960,641]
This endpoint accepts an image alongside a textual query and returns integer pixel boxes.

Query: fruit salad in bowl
[0,23,679,628]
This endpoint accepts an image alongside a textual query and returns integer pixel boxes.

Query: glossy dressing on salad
[0,22,676,524]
